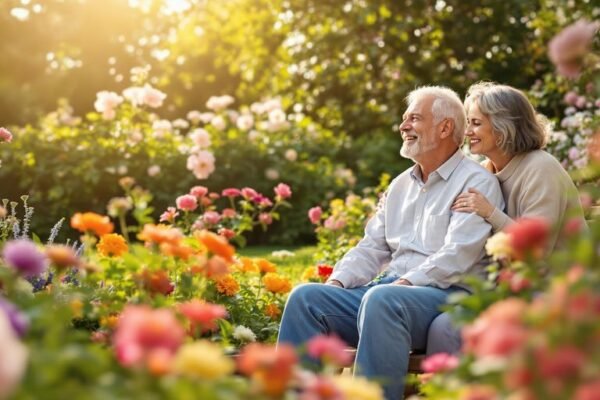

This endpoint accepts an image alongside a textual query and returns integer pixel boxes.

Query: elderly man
[278,86,504,399]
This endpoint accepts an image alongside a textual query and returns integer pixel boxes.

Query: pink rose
[421,353,459,373]
[189,186,208,198]
[0,127,13,143]
[222,188,241,198]
[176,194,198,211]
[274,183,292,199]
[221,208,237,218]
[259,213,273,225]
[241,187,258,199]
[218,228,235,239]
[202,211,221,225]
[564,91,579,105]
[306,335,352,367]
[308,207,322,224]
[548,20,600,78]
[159,207,179,223]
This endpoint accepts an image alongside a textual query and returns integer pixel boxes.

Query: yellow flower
[332,375,384,400]
[97,233,128,257]
[256,258,277,274]
[236,257,259,273]
[70,298,83,318]
[485,232,513,260]
[173,341,234,380]
[262,273,292,294]
[215,274,240,296]
[301,266,318,281]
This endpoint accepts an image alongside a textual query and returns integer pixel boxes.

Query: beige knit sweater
[483,150,585,251]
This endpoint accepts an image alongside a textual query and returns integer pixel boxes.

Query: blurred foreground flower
[0,127,13,143]
[0,311,28,399]
[2,239,49,277]
[237,343,297,397]
[172,341,234,380]
[548,19,600,78]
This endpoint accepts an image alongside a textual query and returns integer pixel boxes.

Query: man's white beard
[400,138,437,160]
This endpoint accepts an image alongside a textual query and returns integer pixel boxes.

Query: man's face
[399,96,440,161]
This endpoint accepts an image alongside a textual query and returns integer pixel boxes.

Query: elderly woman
[426,82,586,355]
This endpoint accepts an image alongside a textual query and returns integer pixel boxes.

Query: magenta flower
[2,240,49,277]
[189,186,209,198]
[0,127,13,143]
[176,194,198,211]
[308,206,322,224]
[0,298,28,338]
[274,183,292,199]
[421,352,459,374]
[221,188,241,198]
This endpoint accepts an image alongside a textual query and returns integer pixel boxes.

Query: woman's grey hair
[464,82,548,156]
[407,86,466,146]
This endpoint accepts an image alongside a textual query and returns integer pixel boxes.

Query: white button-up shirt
[329,150,504,289]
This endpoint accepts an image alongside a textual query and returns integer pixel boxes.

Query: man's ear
[439,118,455,140]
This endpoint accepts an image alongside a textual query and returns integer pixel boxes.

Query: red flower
[317,264,334,281]
[504,217,550,260]
[137,269,174,296]
[179,300,227,334]
[237,343,298,397]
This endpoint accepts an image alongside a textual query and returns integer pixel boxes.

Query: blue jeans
[277,274,463,400]
[426,311,462,355]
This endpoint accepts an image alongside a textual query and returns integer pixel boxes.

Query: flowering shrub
[308,174,390,266]
[0,84,354,244]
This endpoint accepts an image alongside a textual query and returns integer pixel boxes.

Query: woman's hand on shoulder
[451,188,495,219]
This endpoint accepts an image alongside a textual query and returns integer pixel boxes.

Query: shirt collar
[409,149,464,183]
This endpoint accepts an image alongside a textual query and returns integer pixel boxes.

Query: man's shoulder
[456,156,497,181]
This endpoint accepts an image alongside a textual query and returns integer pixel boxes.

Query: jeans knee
[286,283,327,309]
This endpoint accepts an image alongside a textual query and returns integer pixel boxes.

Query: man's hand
[392,278,413,286]
[325,279,344,288]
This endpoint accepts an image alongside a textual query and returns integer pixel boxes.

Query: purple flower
[2,240,49,277]
[0,298,28,337]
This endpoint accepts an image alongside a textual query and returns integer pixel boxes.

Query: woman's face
[465,102,498,156]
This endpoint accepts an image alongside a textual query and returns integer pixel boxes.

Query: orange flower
[237,343,297,397]
[196,230,235,262]
[138,224,183,246]
[179,300,228,333]
[215,274,240,296]
[236,257,259,273]
[97,233,128,257]
[191,255,230,278]
[71,212,114,236]
[264,303,281,319]
[159,242,195,260]
[45,244,80,271]
[137,268,174,296]
[256,258,277,274]
[263,273,292,294]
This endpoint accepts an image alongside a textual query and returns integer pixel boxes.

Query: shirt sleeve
[400,176,504,288]
[328,190,393,289]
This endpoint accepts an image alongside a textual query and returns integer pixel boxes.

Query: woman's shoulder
[519,150,563,170]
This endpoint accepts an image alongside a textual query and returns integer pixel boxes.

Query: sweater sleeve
[486,207,514,232]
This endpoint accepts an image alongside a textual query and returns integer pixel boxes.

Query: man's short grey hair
[406,86,466,146]
[464,82,548,156]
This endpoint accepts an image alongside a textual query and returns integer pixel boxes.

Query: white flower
[265,168,279,180]
[0,311,28,399]
[199,112,215,123]
[172,118,189,129]
[147,165,161,177]
[485,232,512,260]
[117,165,128,175]
[211,115,227,131]
[236,114,254,131]
[206,95,234,112]
[248,130,261,141]
[122,86,145,106]
[152,119,172,138]
[189,128,211,148]
[232,325,256,343]
[271,250,295,258]
[187,150,216,179]
[187,110,202,124]
[94,91,123,120]
[284,149,298,162]
[142,84,167,108]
